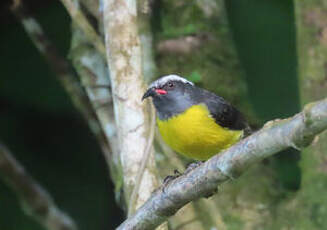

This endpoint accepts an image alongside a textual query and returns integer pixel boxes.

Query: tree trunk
[102,2,167,230]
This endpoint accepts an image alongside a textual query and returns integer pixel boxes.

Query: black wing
[191,87,250,132]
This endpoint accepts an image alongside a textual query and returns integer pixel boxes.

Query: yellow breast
[157,104,243,160]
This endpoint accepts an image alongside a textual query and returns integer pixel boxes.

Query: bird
[142,74,250,161]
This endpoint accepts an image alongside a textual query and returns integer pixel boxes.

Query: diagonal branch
[117,98,327,230]
[69,25,121,192]
[0,142,77,230]
[11,0,112,170]
[59,0,106,57]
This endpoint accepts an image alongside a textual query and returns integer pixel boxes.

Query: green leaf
[188,71,202,83]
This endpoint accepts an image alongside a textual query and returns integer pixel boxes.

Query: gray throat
[153,97,194,120]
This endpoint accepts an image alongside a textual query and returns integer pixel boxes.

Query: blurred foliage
[0,2,72,112]
[0,0,319,229]
[226,0,301,191]
[154,0,254,124]
[0,1,123,229]
[226,0,300,119]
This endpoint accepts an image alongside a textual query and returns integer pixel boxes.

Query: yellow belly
[157,104,243,160]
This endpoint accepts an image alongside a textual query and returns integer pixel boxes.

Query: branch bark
[117,97,327,230]
[0,142,77,230]
[102,0,161,218]
[59,0,106,57]
[69,25,123,199]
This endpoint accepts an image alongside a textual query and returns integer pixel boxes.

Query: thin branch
[128,0,162,219]
[11,0,112,169]
[69,25,121,189]
[0,142,77,230]
[128,104,156,216]
[117,98,327,230]
[59,0,106,57]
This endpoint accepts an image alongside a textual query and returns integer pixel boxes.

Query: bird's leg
[161,169,182,193]
[184,161,204,175]
[163,169,182,184]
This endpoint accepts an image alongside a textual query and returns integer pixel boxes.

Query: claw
[162,169,182,193]
[163,169,181,184]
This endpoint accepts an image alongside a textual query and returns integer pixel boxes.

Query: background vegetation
[0,0,326,229]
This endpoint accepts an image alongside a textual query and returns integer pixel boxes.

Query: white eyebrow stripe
[149,74,194,89]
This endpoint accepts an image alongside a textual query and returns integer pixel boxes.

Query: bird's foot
[162,169,181,193]
[163,169,181,184]
[184,161,204,175]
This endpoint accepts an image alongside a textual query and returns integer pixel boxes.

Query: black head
[142,74,196,120]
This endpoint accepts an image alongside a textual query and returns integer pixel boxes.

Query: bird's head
[142,74,195,120]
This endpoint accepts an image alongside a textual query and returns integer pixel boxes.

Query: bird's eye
[168,82,174,88]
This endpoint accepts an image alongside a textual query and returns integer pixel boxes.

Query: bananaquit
[142,74,249,160]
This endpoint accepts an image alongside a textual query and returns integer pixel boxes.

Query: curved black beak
[142,88,155,101]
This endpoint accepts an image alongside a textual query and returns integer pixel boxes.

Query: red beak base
[155,89,167,95]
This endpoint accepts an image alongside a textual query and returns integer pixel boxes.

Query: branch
[11,0,112,170]
[69,25,122,191]
[128,104,155,216]
[59,0,106,57]
[117,98,327,230]
[155,134,223,230]
[0,142,77,230]
[102,0,160,215]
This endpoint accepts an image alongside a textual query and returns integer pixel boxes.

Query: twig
[117,98,327,230]
[69,25,121,191]
[0,142,77,230]
[128,104,156,216]
[59,0,106,57]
